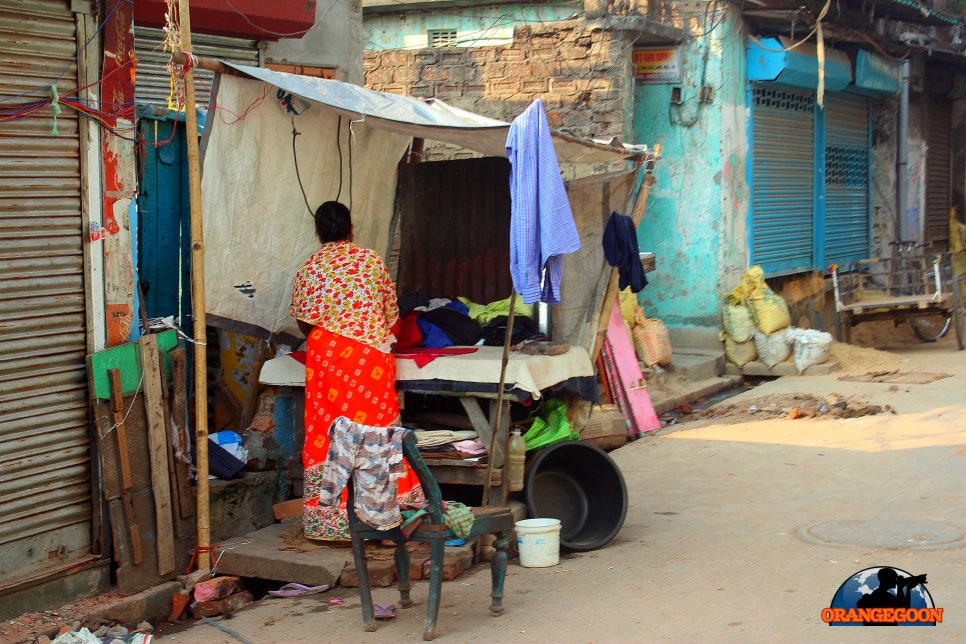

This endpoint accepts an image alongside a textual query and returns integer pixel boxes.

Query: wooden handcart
[830,251,964,350]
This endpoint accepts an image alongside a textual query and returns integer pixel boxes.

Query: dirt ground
[5,318,961,644]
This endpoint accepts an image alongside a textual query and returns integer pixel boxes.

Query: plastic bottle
[507,429,526,492]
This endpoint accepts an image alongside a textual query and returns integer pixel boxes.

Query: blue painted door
[749,86,816,274]
[137,117,192,323]
[823,93,871,265]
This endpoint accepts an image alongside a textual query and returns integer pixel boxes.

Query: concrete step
[664,349,724,382]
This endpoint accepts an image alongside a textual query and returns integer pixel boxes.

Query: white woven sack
[790,329,834,373]
[753,328,792,367]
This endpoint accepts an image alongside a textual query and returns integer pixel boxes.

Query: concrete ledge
[649,375,741,415]
[215,521,346,588]
[724,359,840,377]
[92,580,183,626]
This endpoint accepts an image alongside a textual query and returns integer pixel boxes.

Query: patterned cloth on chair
[318,417,411,531]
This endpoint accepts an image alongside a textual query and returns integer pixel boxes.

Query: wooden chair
[346,430,514,641]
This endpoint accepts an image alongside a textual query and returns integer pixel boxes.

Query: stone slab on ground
[724,359,840,377]
[649,375,742,415]
[214,521,347,588]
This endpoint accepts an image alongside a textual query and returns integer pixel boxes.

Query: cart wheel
[954,275,965,351]
[911,314,952,342]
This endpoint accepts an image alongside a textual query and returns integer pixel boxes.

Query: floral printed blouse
[290,241,399,349]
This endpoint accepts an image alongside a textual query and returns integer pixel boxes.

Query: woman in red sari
[290,201,423,541]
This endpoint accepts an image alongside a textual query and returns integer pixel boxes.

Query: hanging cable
[347,120,354,211]
[335,115,344,203]
[291,118,314,217]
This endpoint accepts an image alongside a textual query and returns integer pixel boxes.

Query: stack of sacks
[721,266,833,372]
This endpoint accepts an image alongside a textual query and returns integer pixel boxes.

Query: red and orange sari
[301,327,424,541]
[293,240,424,540]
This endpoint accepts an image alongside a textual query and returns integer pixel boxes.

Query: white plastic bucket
[515,518,561,568]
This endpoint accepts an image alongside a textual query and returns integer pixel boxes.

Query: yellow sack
[721,303,755,343]
[632,318,672,366]
[951,208,966,282]
[619,287,638,327]
[719,331,757,366]
[743,265,791,334]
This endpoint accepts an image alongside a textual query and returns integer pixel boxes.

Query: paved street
[159,338,966,643]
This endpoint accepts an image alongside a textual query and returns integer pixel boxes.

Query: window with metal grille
[753,87,814,112]
[428,29,457,47]
[825,146,867,188]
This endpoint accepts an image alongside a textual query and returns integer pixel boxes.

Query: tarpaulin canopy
[221,63,632,165]
[200,64,636,345]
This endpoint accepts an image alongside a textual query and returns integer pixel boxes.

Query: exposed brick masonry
[364,20,632,164]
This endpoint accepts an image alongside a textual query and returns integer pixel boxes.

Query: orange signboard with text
[633,47,682,83]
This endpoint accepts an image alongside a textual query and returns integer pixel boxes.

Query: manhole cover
[797,517,964,551]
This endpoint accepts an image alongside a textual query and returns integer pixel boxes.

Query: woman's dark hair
[314,201,352,243]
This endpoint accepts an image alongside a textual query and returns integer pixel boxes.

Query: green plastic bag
[522,399,579,451]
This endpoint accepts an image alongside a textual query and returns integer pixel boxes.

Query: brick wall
[364,20,633,172]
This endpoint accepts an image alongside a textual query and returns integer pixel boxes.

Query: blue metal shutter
[750,87,815,274]
[823,93,870,265]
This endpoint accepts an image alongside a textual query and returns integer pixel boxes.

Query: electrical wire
[291,118,314,216]
[746,0,833,53]
[364,4,583,50]
[347,119,354,210]
[1,94,138,139]
[222,0,344,38]
[0,0,131,104]
[669,1,719,129]
[209,83,272,125]
[335,115,344,203]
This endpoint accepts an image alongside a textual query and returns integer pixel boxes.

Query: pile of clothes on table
[395,292,546,349]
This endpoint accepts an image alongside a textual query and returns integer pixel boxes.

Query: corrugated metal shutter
[823,93,870,265]
[396,157,513,304]
[925,100,951,245]
[0,0,94,593]
[750,87,815,274]
[133,26,260,108]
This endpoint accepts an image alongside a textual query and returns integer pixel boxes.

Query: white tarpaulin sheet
[221,63,631,165]
[201,64,634,343]
[201,73,411,343]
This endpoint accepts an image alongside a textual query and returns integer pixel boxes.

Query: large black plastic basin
[524,440,628,551]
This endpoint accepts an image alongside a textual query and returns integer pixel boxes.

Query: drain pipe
[896,59,910,242]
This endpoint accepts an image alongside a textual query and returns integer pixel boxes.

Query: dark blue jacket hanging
[602,211,648,293]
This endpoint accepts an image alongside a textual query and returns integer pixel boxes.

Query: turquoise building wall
[365,4,580,50]
[632,7,747,329]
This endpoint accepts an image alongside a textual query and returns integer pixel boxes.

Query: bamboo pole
[178,0,212,571]
[481,289,516,507]
[171,51,244,77]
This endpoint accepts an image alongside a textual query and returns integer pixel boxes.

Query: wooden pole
[171,51,243,77]
[178,0,212,571]
[481,289,516,507]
